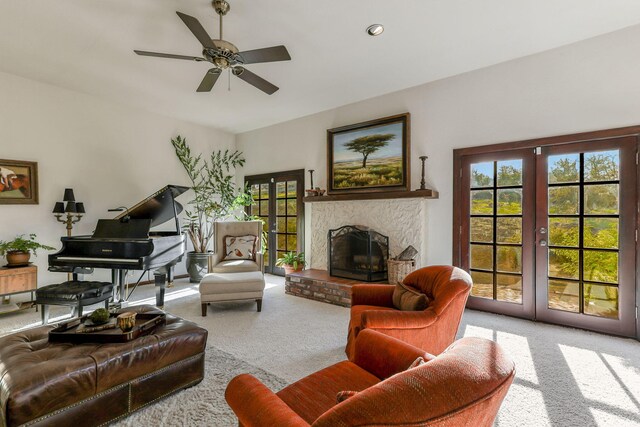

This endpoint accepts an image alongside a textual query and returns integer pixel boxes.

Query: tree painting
[329,117,407,191]
[343,133,395,168]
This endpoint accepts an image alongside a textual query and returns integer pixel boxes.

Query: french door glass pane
[471,190,493,214]
[497,274,522,303]
[548,218,579,246]
[583,283,618,318]
[470,271,493,299]
[471,162,494,187]
[548,280,580,312]
[584,184,619,214]
[584,150,619,182]
[546,150,620,318]
[548,154,579,183]
[583,218,618,249]
[471,217,493,243]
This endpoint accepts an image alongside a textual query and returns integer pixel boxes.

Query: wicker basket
[387,259,416,285]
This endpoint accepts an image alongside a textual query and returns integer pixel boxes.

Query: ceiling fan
[134,0,290,95]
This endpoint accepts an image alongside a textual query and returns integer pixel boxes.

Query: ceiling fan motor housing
[202,39,243,69]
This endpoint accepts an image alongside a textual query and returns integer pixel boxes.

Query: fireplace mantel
[303,189,438,203]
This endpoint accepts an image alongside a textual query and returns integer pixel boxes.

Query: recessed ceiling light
[366,24,384,36]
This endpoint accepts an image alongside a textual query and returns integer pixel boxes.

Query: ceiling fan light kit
[134,0,290,95]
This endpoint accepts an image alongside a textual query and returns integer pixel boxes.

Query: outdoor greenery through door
[454,128,639,338]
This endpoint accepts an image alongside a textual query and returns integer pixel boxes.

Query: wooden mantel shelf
[303,189,438,203]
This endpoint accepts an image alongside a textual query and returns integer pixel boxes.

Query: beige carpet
[1,275,639,426]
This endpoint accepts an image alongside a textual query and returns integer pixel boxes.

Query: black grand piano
[49,185,189,308]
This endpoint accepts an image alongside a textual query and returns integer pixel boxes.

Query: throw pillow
[336,390,358,403]
[223,235,257,261]
[392,281,429,311]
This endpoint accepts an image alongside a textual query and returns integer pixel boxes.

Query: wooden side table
[0,265,37,314]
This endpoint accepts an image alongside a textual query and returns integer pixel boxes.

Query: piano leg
[154,271,166,309]
[112,269,128,308]
[167,266,175,289]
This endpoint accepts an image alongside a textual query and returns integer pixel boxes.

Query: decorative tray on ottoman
[49,312,166,343]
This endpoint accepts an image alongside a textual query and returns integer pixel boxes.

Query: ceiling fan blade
[238,45,291,64]
[176,11,216,49]
[134,50,204,61]
[233,67,279,95]
[197,68,221,92]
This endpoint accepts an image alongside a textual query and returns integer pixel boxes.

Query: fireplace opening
[328,225,389,282]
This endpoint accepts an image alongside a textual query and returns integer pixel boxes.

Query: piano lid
[114,185,189,227]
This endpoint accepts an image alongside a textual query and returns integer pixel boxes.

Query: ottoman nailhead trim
[21,352,204,427]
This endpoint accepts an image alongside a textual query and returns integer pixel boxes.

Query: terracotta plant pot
[283,265,304,275]
[6,251,30,266]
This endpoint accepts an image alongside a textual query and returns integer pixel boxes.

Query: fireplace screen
[328,225,389,282]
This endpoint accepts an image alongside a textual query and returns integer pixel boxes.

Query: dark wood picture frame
[0,159,39,205]
[327,113,410,194]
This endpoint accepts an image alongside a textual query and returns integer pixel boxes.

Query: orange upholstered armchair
[226,329,515,427]
[345,265,473,360]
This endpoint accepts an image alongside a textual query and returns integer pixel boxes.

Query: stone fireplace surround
[308,198,428,270]
[286,197,430,306]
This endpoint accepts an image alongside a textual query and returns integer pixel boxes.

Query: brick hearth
[285,269,388,307]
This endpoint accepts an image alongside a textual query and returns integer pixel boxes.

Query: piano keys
[48,185,189,308]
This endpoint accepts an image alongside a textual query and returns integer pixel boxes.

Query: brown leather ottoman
[0,305,207,427]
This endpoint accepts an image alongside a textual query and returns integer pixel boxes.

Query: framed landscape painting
[0,159,38,204]
[327,113,410,194]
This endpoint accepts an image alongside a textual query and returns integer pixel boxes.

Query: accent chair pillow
[392,281,429,311]
[223,235,257,261]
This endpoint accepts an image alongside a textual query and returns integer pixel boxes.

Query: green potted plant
[0,234,55,266]
[171,135,252,282]
[276,252,306,275]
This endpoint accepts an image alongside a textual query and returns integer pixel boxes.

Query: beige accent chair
[209,221,264,274]
[200,221,265,316]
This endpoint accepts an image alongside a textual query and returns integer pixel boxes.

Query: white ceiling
[2,1,640,134]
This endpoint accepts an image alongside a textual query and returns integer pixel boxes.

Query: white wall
[237,24,640,268]
[0,71,235,289]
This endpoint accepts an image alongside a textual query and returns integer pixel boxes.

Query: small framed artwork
[327,113,410,194]
[0,159,39,204]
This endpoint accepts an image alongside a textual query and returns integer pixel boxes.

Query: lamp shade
[52,202,65,214]
[64,201,77,213]
[63,188,75,202]
[75,202,85,214]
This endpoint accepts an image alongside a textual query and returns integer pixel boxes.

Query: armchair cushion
[210,259,261,273]
[276,361,380,424]
[392,281,429,311]
[223,234,257,261]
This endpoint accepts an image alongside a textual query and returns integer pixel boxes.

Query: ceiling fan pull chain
[228,69,231,91]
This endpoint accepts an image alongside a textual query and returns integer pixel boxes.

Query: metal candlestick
[54,213,83,237]
[308,169,315,189]
[419,156,428,190]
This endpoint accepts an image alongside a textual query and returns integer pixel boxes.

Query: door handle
[539,240,547,247]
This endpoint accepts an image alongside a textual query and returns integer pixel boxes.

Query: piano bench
[0,305,207,427]
[35,280,114,325]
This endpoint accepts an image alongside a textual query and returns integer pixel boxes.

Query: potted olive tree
[0,234,54,266]
[276,252,306,275]
[171,136,251,282]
